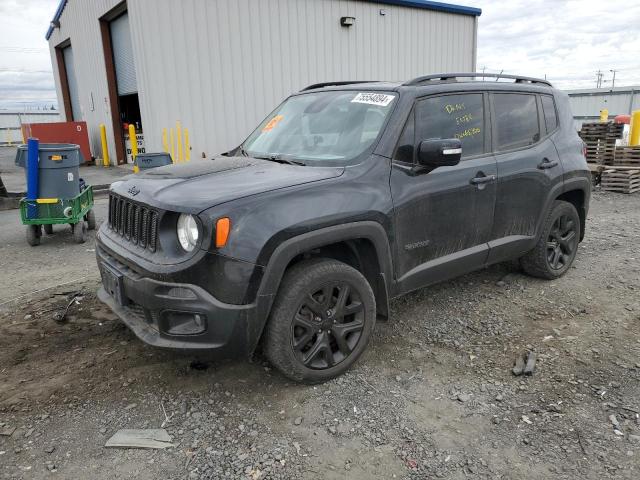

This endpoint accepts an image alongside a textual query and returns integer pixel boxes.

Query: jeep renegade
[96,73,590,383]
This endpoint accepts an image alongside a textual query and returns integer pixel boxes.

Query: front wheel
[263,258,376,384]
[521,200,580,279]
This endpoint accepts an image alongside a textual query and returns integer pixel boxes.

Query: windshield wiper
[252,153,306,166]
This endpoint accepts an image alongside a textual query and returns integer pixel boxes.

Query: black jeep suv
[96,73,590,383]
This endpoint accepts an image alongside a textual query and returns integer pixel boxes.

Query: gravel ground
[1,191,639,479]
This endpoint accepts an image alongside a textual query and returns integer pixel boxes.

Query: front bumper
[96,246,256,355]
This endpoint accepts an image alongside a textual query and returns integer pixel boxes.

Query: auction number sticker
[351,92,395,106]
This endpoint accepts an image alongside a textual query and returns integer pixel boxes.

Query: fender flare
[535,177,590,241]
[248,221,394,352]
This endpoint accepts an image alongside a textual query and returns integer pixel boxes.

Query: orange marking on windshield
[262,115,284,132]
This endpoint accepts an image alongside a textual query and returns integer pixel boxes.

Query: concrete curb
[0,185,110,211]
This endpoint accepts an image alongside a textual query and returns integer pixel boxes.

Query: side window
[492,93,540,150]
[541,95,558,133]
[415,93,485,158]
[393,110,415,163]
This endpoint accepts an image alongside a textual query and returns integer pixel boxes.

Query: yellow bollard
[128,124,139,172]
[100,124,110,167]
[6,129,13,146]
[170,128,175,162]
[176,121,183,162]
[162,128,168,153]
[600,109,609,122]
[630,110,640,146]
[184,128,190,161]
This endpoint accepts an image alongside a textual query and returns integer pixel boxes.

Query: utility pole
[610,69,617,89]
[596,70,604,88]
[595,70,604,88]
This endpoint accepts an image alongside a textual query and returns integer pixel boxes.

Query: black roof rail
[403,73,552,87]
[301,80,378,91]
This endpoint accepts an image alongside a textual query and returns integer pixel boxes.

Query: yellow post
[630,110,640,146]
[6,129,13,146]
[128,124,139,172]
[162,128,168,153]
[170,128,175,161]
[184,128,190,161]
[100,123,110,167]
[176,121,183,162]
[600,108,609,122]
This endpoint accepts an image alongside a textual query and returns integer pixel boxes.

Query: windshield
[242,91,397,165]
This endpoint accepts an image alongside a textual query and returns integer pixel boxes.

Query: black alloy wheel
[521,200,581,279]
[264,258,376,384]
[291,283,365,369]
[546,214,578,270]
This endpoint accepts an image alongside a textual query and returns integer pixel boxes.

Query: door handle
[470,174,496,185]
[538,158,559,170]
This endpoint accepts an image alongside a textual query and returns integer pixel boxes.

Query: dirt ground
[1,190,639,480]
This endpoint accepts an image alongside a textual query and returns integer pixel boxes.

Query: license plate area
[101,264,127,306]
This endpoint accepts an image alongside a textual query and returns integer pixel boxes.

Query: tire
[264,258,376,384]
[43,224,54,235]
[86,210,96,230]
[73,221,87,244]
[521,200,580,279]
[26,225,41,246]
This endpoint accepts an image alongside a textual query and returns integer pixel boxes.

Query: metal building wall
[567,86,640,127]
[48,0,122,161]
[49,0,477,162]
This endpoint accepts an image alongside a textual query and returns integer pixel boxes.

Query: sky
[0,0,639,110]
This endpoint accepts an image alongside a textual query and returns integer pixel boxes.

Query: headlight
[177,214,199,252]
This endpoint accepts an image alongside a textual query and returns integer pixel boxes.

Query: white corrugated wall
[49,0,477,163]
[567,88,640,119]
[48,0,122,161]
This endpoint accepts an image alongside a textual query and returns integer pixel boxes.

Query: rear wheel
[43,224,54,235]
[73,221,87,244]
[264,258,376,384]
[26,225,41,246]
[521,201,580,279]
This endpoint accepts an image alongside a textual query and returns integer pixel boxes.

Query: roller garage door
[62,46,82,121]
[109,13,137,95]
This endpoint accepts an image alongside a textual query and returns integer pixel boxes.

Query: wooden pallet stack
[599,145,640,194]
[601,168,640,194]
[578,122,624,165]
[613,145,640,166]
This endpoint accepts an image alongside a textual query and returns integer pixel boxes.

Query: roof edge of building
[565,86,640,95]
[45,0,481,40]
[45,0,68,40]
[372,0,481,16]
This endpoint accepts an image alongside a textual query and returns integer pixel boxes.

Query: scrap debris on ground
[0,190,639,479]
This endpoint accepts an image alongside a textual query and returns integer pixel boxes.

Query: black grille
[108,193,159,252]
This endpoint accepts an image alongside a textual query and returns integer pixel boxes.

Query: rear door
[390,92,497,293]
[486,92,563,263]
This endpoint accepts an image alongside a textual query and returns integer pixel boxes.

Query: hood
[110,156,344,213]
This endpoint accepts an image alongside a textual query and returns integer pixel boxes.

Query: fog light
[163,311,206,335]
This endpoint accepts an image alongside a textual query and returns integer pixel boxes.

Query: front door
[390,92,497,294]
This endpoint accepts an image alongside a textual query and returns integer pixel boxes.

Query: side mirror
[417,139,462,167]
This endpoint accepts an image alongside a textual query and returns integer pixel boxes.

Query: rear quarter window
[492,93,540,151]
[541,95,559,133]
